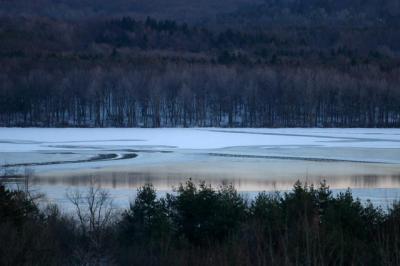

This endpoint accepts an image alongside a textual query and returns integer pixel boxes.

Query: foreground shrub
[169,181,246,245]
[0,185,77,266]
[119,184,171,243]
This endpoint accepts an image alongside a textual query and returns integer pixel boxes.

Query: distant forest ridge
[0,2,400,127]
[1,0,400,27]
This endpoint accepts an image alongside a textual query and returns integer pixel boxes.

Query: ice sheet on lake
[1,128,400,206]
[1,127,400,173]
[1,128,400,150]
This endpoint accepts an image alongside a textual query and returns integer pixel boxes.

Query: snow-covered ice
[2,127,400,151]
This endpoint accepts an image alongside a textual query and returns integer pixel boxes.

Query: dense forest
[2,0,400,27]
[1,180,400,265]
[0,1,400,127]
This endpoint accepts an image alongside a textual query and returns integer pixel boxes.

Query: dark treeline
[1,180,400,265]
[1,16,400,127]
[1,0,400,27]
[2,65,400,127]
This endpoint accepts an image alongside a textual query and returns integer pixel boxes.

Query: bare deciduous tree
[67,183,115,264]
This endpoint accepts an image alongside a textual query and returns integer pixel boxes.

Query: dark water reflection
[4,171,399,210]
[18,172,400,210]
[29,171,400,192]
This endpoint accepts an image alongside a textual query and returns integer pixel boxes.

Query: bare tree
[67,183,115,264]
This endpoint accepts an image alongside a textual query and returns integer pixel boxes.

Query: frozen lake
[1,128,400,208]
